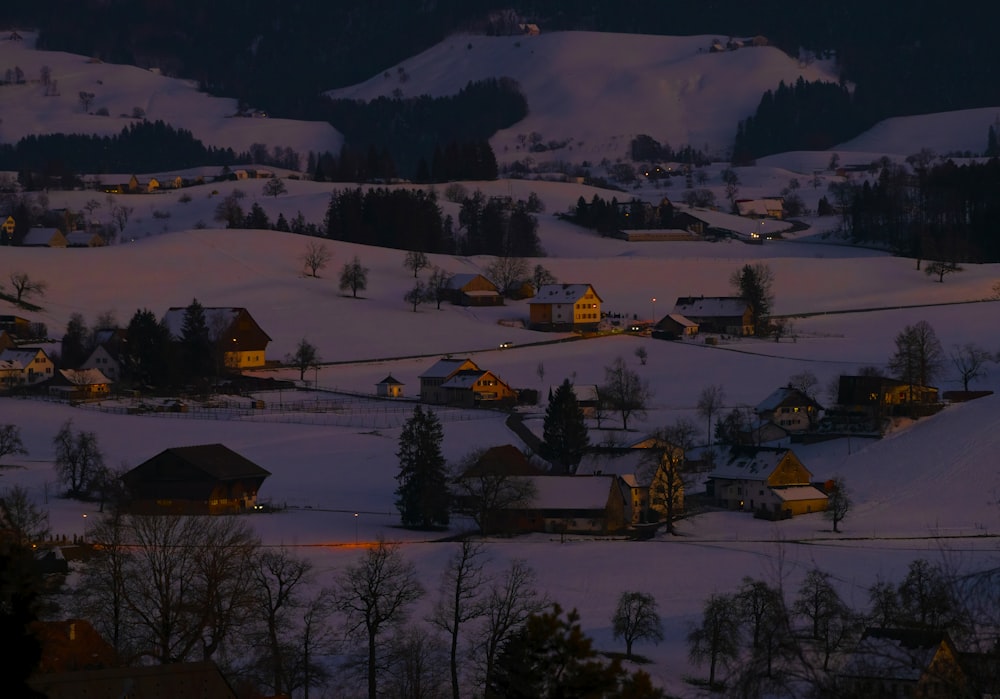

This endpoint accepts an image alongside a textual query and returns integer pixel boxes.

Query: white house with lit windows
[528,284,603,331]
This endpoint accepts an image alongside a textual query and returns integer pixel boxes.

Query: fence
[74,391,501,429]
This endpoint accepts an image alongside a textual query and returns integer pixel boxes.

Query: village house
[48,368,112,401]
[120,443,271,515]
[529,283,602,332]
[160,306,272,369]
[736,197,785,219]
[78,329,126,382]
[501,474,626,535]
[419,357,516,407]
[21,227,68,247]
[0,347,54,386]
[65,230,106,247]
[838,628,973,699]
[756,385,823,433]
[445,273,504,306]
[672,296,754,335]
[652,313,699,340]
[707,448,828,518]
[0,315,31,339]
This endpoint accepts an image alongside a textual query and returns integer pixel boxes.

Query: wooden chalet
[120,443,271,515]
[445,273,504,306]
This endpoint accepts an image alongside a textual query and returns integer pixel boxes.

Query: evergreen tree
[541,379,590,473]
[395,406,449,529]
[124,308,172,386]
[730,262,775,335]
[180,297,213,379]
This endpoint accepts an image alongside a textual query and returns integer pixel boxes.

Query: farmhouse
[672,296,753,336]
[529,283,602,332]
[120,443,271,515]
[736,198,784,219]
[502,475,626,535]
[375,374,405,398]
[21,227,68,247]
[839,628,972,698]
[652,313,699,340]
[65,231,106,247]
[445,273,503,306]
[707,448,828,518]
[756,385,823,433]
[48,368,112,401]
[161,306,271,369]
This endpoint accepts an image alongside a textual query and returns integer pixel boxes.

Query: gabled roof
[65,231,104,246]
[376,374,404,385]
[59,368,112,385]
[772,485,828,502]
[659,313,698,328]
[462,445,543,478]
[22,228,66,246]
[577,450,649,482]
[445,273,497,291]
[0,347,49,364]
[530,283,602,304]
[709,448,809,482]
[161,307,271,342]
[128,444,271,482]
[441,369,510,390]
[522,475,616,510]
[840,628,952,681]
[756,385,824,412]
[672,296,750,317]
[419,357,478,379]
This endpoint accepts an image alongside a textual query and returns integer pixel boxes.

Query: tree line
[843,158,1000,263]
[0,121,245,188]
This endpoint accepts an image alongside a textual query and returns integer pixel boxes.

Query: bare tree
[452,449,536,535]
[248,548,322,697]
[696,384,725,445]
[300,241,332,278]
[642,419,699,534]
[0,424,28,465]
[9,272,47,305]
[951,342,992,392]
[792,568,856,670]
[426,267,452,310]
[0,484,50,546]
[53,420,106,499]
[688,593,740,687]
[429,541,489,699]
[339,256,369,298]
[404,281,427,312]
[787,370,819,398]
[473,558,547,688]
[110,204,134,237]
[332,538,424,699]
[531,264,556,292]
[263,178,287,198]
[888,320,944,401]
[925,261,962,283]
[612,590,664,658]
[286,338,320,381]
[484,255,528,297]
[78,90,95,111]
[824,476,851,533]
[601,356,652,430]
[74,511,133,659]
[403,250,430,278]
[120,514,260,664]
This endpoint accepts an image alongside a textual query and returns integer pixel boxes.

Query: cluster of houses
[0,306,271,399]
[3,216,107,247]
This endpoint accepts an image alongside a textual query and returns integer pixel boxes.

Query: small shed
[376,374,404,398]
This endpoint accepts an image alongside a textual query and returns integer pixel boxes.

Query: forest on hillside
[3,1,999,160]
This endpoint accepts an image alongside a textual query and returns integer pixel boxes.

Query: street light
[354,512,359,545]
[82,513,88,542]
[651,297,657,323]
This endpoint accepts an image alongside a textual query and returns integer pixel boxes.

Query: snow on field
[2,29,1000,694]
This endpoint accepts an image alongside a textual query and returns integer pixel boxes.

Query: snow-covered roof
[756,386,822,412]
[523,475,615,510]
[440,370,489,389]
[446,273,495,291]
[772,486,827,502]
[376,374,403,385]
[0,359,23,371]
[661,313,698,327]
[840,629,946,681]
[577,451,649,480]
[530,283,600,304]
[21,228,64,246]
[419,357,477,379]
[673,296,749,317]
[0,348,47,364]
[60,368,112,385]
[709,449,791,481]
